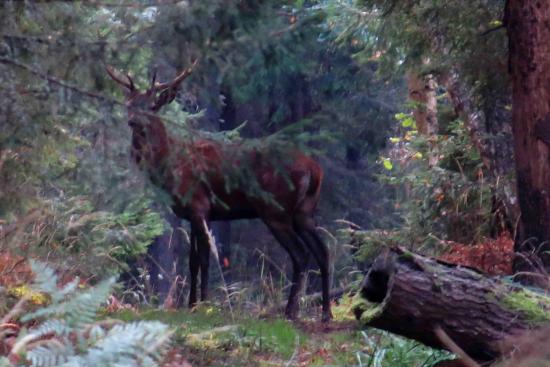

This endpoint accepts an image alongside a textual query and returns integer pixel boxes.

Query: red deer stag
[106,64,332,321]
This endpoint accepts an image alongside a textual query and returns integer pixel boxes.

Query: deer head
[106,61,197,126]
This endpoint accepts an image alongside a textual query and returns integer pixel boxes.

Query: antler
[153,59,198,91]
[105,65,135,91]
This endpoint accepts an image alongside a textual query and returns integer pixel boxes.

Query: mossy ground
[109,300,452,366]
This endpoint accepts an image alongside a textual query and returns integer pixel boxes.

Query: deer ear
[152,87,178,111]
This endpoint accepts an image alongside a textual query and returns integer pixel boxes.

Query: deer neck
[130,115,174,188]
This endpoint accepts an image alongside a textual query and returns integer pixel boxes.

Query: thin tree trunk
[407,70,438,136]
[408,69,439,166]
[506,0,550,281]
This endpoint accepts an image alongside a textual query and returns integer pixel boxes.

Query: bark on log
[352,247,550,363]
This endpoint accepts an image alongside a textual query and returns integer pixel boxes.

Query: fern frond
[27,319,71,338]
[22,277,116,328]
[27,341,73,367]
[28,261,58,296]
[64,321,171,367]
[10,262,173,367]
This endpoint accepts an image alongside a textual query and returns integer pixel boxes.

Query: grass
[108,304,453,366]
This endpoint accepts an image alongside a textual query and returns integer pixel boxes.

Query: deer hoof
[321,311,333,323]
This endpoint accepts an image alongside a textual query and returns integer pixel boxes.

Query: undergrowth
[111,302,452,367]
[0,261,173,367]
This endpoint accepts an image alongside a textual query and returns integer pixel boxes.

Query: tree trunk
[506,0,550,280]
[407,70,438,137]
[440,71,518,236]
[408,69,439,167]
[353,247,550,363]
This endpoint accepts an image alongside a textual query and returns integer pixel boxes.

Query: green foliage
[378,119,492,249]
[48,196,165,271]
[355,330,454,367]
[1,261,172,367]
[352,115,495,266]
[323,0,514,240]
[0,1,167,277]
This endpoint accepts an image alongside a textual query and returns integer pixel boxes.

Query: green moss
[399,248,415,259]
[110,306,303,361]
[503,288,550,324]
[351,293,385,325]
[331,293,360,321]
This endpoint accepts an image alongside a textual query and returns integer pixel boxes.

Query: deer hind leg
[294,213,332,322]
[263,219,310,320]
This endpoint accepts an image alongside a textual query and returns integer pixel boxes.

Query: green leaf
[382,159,393,170]
[401,117,414,128]
[394,112,408,120]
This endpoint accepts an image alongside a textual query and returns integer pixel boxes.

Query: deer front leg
[188,229,199,308]
[190,217,211,303]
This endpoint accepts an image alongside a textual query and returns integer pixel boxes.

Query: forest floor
[0,234,514,366]
[111,304,451,367]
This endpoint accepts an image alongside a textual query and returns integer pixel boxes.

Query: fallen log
[352,247,550,363]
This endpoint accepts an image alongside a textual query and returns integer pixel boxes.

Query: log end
[353,252,395,324]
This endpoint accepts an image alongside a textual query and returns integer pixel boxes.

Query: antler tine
[154,59,198,91]
[105,65,134,91]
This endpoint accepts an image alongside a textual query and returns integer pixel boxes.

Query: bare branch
[0,56,124,107]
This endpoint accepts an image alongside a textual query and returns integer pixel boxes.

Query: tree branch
[0,56,123,107]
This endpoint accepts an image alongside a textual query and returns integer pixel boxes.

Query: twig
[0,258,26,280]
[0,299,28,339]
[0,56,123,106]
[254,248,289,282]
[335,219,362,230]
[82,0,182,7]
[2,34,110,47]
[301,286,351,304]
[434,326,480,367]
[480,24,505,36]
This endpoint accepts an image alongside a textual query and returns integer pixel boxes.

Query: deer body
[108,65,332,321]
